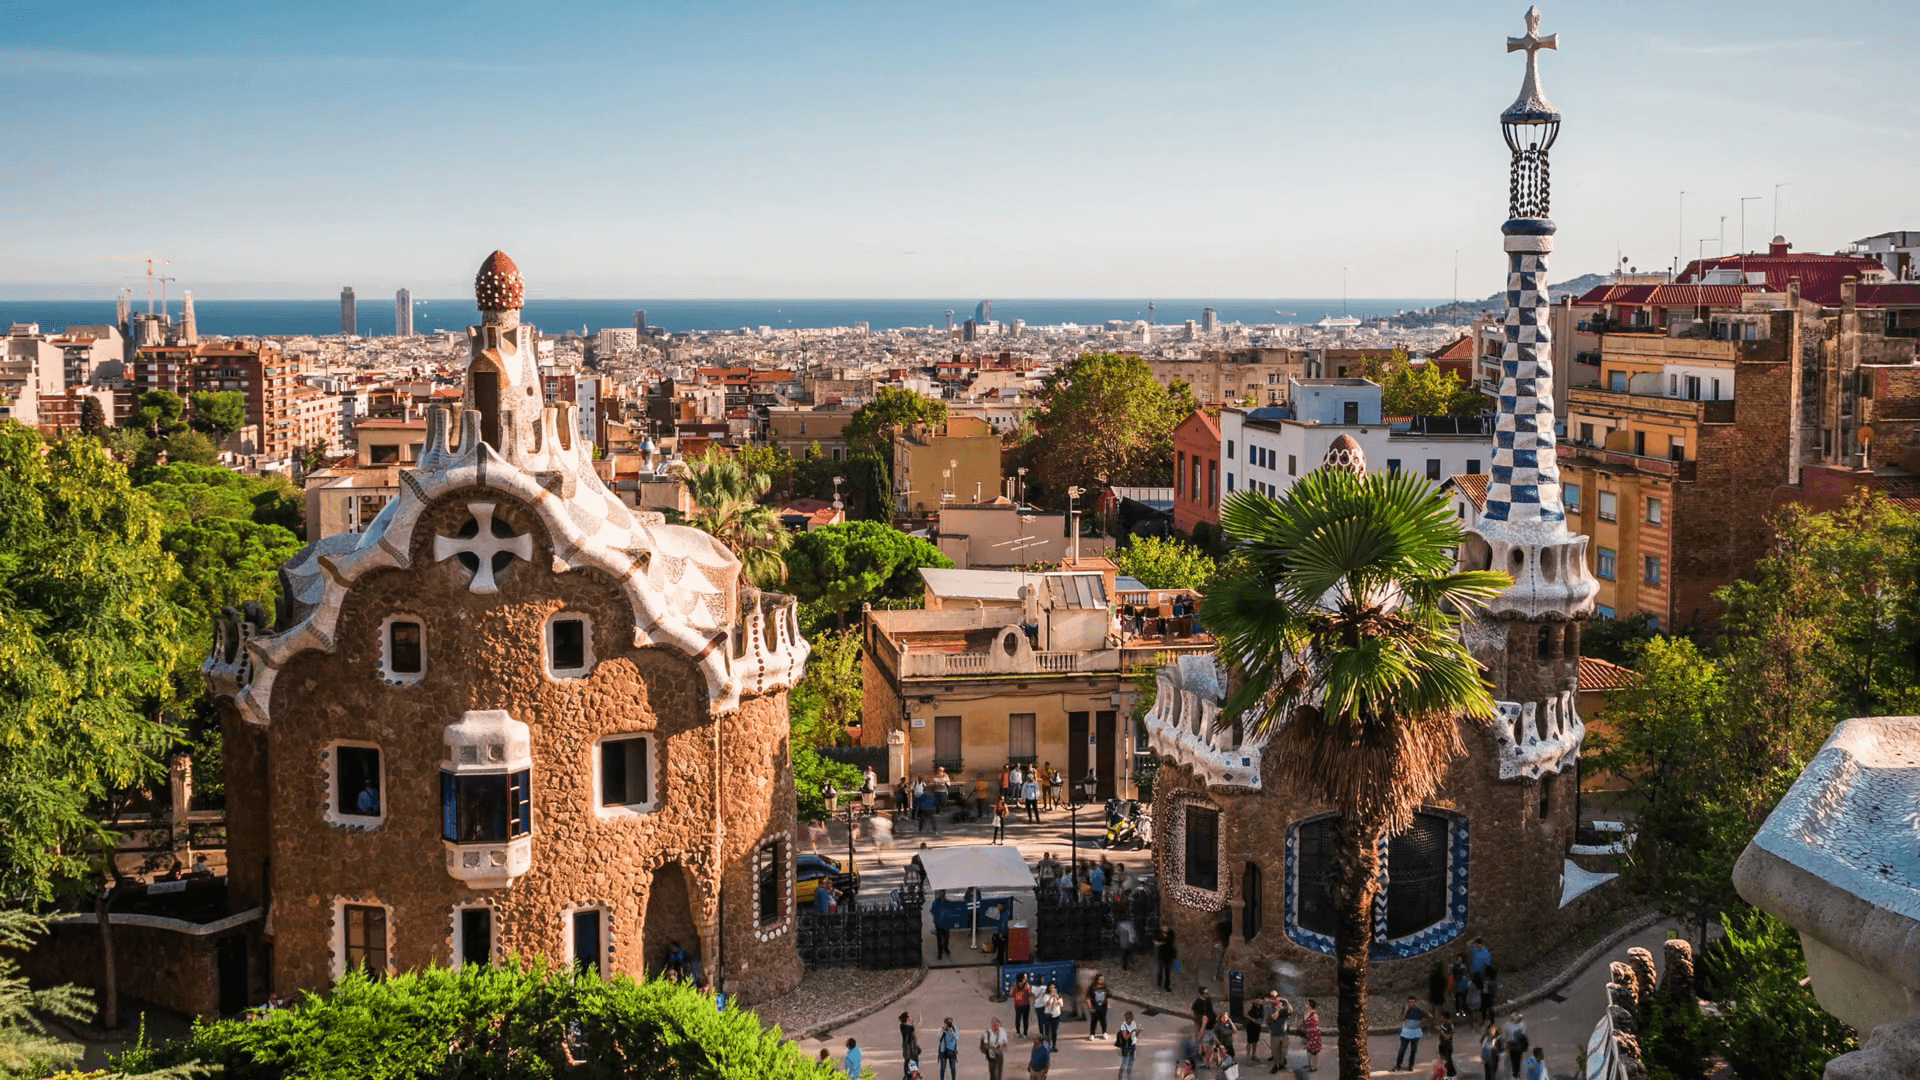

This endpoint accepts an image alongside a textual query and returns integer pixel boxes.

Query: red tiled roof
[1856,283,1920,307]
[1444,473,1490,509]
[1578,656,1637,692]
[1430,335,1475,363]
[1673,251,1886,304]
[1176,408,1220,441]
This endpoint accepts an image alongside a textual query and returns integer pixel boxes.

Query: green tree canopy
[845,387,947,461]
[680,450,791,588]
[188,391,247,439]
[117,960,840,1079]
[1111,535,1215,591]
[1381,359,1484,418]
[0,424,191,901]
[783,520,952,627]
[1028,352,1196,497]
[136,390,187,436]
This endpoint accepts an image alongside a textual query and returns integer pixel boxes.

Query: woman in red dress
[1302,1000,1323,1071]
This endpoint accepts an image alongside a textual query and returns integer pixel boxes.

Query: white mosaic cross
[433,501,532,594]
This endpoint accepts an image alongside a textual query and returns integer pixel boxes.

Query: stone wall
[11,920,251,1020]
[1149,717,1579,995]
[257,487,802,1002]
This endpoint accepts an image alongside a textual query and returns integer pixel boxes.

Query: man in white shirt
[979,1017,1010,1080]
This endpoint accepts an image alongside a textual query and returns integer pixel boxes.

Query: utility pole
[1773,182,1790,238]
[1677,191,1686,277]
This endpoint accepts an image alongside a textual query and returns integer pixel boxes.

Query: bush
[117,959,840,1080]
[1702,909,1857,1080]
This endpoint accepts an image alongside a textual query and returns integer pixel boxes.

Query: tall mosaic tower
[1466,6,1597,629]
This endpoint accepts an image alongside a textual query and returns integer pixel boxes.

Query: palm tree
[680,450,791,587]
[1204,463,1510,1080]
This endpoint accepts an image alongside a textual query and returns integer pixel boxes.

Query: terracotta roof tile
[1579,656,1637,692]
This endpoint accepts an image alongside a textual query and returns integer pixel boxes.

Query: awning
[914,844,1036,894]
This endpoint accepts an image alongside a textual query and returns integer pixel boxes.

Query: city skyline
[4,1,1914,300]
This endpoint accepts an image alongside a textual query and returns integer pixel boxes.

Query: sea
[0,298,1446,338]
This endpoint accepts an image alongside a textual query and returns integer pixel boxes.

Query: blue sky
[2,1,1913,299]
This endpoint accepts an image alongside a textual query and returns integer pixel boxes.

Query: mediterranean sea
[0,298,1447,339]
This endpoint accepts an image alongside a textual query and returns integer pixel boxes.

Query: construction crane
[107,255,170,315]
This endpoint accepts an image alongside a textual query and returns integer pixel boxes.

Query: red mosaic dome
[474,250,524,311]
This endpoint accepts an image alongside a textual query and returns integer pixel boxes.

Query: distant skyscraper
[1183,319,1197,342]
[962,319,978,342]
[181,290,198,344]
[340,287,357,335]
[395,288,414,337]
[944,310,955,331]
[1201,307,1218,335]
[1148,301,1156,325]
[975,300,991,324]
[634,310,647,335]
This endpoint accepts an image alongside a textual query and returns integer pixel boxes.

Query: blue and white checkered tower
[1466,6,1597,623]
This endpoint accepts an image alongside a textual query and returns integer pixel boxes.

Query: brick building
[1171,409,1222,536]
[200,251,810,1008]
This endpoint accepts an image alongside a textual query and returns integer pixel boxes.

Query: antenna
[1773,182,1790,238]
[1740,196,1762,258]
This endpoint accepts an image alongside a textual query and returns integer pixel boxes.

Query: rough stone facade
[205,252,807,1008]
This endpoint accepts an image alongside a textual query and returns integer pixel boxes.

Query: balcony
[1559,440,1698,481]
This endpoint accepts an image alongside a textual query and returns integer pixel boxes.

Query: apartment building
[301,418,429,539]
[1172,409,1222,535]
[861,567,1213,800]
[1150,348,1306,406]
[892,415,1002,519]
[765,405,855,460]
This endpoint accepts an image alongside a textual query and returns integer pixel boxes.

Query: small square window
[342,903,388,978]
[1596,547,1616,581]
[569,908,606,976]
[1598,491,1617,523]
[546,613,594,678]
[335,745,383,820]
[599,735,654,812]
[1466,458,1480,475]
[1644,555,1663,585]
[1426,459,1442,481]
[1565,482,1582,511]
[1645,497,1663,525]
[388,620,423,675]
[1387,459,1402,474]
[456,906,494,969]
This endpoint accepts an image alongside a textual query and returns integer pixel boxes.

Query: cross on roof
[1507,5,1556,67]
[433,501,532,594]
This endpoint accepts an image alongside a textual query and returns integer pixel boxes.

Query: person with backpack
[1502,1012,1529,1080]
[1480,1022,1504,1080]
[937,1018,960,1080]
[980,1017,1010,1080]
[1011,974,1033,1037]
[1115,1010,1140,1078]
[1027,1035,1051,1080]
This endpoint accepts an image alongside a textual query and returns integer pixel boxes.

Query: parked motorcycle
[1100,798,1148,849]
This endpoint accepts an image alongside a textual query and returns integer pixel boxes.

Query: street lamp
[1067,485,1085,564]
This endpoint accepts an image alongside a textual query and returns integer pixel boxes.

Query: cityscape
[1,4,1915,1080]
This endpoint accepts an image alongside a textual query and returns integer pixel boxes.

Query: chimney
[1788,277,1801,308]
[1842,276,1858,314]
[1769,236,1790,257]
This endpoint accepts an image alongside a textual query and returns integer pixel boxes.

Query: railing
[932,758,965,774]
[1559,442,1698,481]
[1035,652,1078,673]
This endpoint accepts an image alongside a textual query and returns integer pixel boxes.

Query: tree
[681,450,791,587]
[1112,535,1215,591]
[77,395,108,438]
[136,390,186,436]
[1702,908,1857,1080]
[0,911,91,1079]
[1364,353,1484,418]
[117,959,841,1079]
[1205,466,1508,1080]
[784,520,952,628]
[792,629,862,749]
[1028,352,1196,497]
[845,387,947,462]
[159,429,220,466]
[187,391,247,440]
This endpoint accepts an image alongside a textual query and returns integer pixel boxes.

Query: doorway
[216,935,248,1016]
[1067,712,1089,802]
[642,861,701,978]
[1095,710,1118,800]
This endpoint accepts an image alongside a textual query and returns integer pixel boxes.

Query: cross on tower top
[1502,5,1561,125]
[433,502,533,594]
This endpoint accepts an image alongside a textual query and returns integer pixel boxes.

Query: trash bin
[1007,921,1031,964]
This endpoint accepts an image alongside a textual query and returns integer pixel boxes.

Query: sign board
[911,718,927,728]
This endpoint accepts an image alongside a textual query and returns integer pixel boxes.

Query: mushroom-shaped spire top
[1321,433,1368,476]
[475,250,524,312]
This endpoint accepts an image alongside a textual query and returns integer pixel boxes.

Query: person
[992,797,1009,844]
[1451,953,1471,1016]
[1396,996,1427,1072]
[935,916,952,960]
[1213,905,1233,981]
[980,1017,1010,1080]
[938,1018,960,1080]
[1245,992,1267,1064]
[1438,1019,1456,1078]
[1427,961,1449,1015]
[1038,762,1054,809]
[1502,1013,1528,1080]
[819,1047,834,1068]
[1463,972,1484,1024]
[1008,763,1024,799]
[915,777,935,835]
[1116,912,1138,970]
[1027,1035,1051,1080]
[1155,925,1177,992]
[844,1037,863,1079]
[1180,1030,1205,1078]
[664,940,689,981]
[1481,967,1500,1026]
[1192,986,1217,1036]
[1469,937,1492,976]
[1431,1057,1450,1080]
[1086,974,1111,1039]
[1043,981,1067,1050]
[1089,862,1106,901]
[1012,974,1033,1037]
[1116,1010,1140,1078]
[1480,1023,1504,1080]
[932,767,951,809]
[1214,1010,1238,1064]
[902,1011,921,1064]
[1023,775,1040,823]
[992,927,1009,967]
[1302,1001,1322,1072]
[1522,1048,1547,1080]
[356,779,379,815]
[1269,991,1295,1064]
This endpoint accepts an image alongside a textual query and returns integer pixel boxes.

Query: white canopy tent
[915,844,1036,948]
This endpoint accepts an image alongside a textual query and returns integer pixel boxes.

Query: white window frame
[378,613,426,685]
[563,903,613,977]
[331,897,395,981]
[752,832,794,941]
[324,740,386,829]
[544,611,596,680]
[594,733,658,818]
[1597,490,1618,523]
[1645,496,1663,525]
[450,902,498,970]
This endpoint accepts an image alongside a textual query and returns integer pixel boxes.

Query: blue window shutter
[441,772,456,841]
[515,770,532,836]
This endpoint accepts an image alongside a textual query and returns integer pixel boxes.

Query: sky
[1,0,1914,301]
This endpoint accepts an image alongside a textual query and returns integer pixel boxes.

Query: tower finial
[475,250,524,313]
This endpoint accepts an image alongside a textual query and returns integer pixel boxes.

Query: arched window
[1384,813,1450,940]
[1242,862,1264,941]
[1295,818,1339,938]
[1290,811,1460,954]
